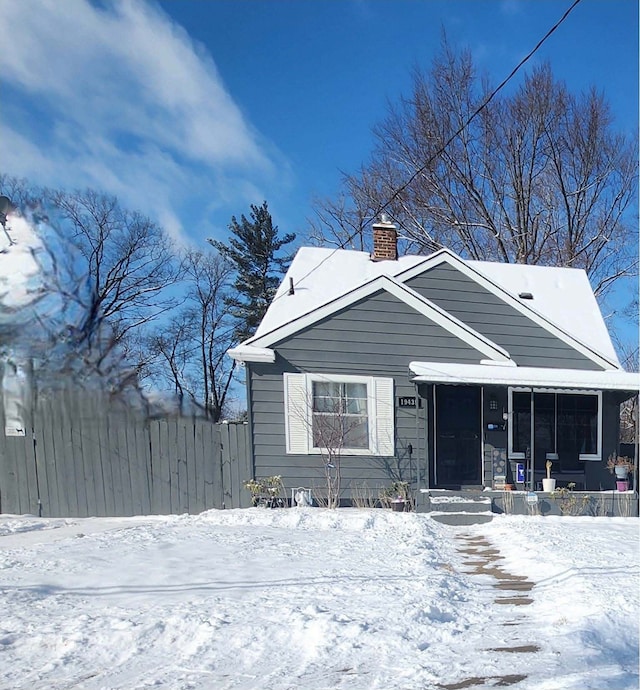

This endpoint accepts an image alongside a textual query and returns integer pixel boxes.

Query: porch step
[420,492,494,525]
[429,495,492,513]
[430,512,494,526]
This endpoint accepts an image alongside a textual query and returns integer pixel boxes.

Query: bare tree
[615,340,639,446]
[0,176,182,393]
[47,188,179,347]
[40,189,181,393]
[147,249,236,421]
[290,380,370,509]
[0,174,43,218]
[312,43,638,299]
[308,193,370,251]
[620,396,639,446]
[311,406,349,509]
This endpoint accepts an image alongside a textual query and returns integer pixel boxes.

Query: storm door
[435,385,482,487]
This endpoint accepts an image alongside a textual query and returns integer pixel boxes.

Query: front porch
[411,380,637,495]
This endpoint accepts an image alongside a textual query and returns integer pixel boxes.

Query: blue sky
[1,0,638,346]
[2,0,637,242]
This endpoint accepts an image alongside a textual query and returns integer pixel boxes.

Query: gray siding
[249,358,426,499]
[247,290,468,495]
[406,264,603,370]
[274,289,486,370]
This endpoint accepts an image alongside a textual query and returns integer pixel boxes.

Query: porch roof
[409,361,640,392]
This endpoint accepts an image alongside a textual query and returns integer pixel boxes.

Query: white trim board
[227,345,275,363]
[409,361,640,392]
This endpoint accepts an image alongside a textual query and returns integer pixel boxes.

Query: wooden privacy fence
[0,388,252,517]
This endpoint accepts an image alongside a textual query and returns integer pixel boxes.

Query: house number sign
[398,397,421,408]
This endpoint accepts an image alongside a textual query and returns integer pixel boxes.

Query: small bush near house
[379,481,413,511]
[552,484,590,516]
[351,482,378,508]
[243,476,287,508]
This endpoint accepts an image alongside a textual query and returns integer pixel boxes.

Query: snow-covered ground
[0,508,637,690]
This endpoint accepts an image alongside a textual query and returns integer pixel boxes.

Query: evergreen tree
[209,201,295,342]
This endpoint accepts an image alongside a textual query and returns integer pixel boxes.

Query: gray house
[229,220,639,502]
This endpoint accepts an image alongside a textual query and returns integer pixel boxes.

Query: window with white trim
[312,380,369,449]
[284,373,395,456]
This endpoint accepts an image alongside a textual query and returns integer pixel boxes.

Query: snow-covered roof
[409,361,639,392]
[242,246,621,369]
[252,247,427,339]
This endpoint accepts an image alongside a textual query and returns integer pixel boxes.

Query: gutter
[227,345,276,364]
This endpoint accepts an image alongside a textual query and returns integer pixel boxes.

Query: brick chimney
[371,215,398,261]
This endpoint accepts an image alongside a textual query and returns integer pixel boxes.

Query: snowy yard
[0,508,637,690]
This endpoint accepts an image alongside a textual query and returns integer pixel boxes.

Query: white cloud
[0,0,289,244]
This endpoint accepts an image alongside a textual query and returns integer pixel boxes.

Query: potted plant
[542,460,556,492]
[606,453,636,492]
[607,453,635,479]
[379,481,412,512]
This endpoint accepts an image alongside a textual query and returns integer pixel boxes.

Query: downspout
[245,363,256,490]
[530,388,535,491]
[414,382,422,500]
[424,385,430,493]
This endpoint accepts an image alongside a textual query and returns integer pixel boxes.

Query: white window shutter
[373,377,395,456]
[284,373,309,454]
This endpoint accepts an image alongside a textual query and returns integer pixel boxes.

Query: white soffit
[227,345,275,363]
[409,362,640,392]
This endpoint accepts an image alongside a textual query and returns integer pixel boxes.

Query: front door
[435,385,481,487]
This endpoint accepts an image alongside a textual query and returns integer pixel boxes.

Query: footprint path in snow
[436,533,537,690]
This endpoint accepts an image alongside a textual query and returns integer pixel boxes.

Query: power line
[374,0,583,220]
[262,0,583,313]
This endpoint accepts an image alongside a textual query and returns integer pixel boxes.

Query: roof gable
[469,259,619,365]
[239,246,619,371]
[247,274,512,364]
[395,249,619,370]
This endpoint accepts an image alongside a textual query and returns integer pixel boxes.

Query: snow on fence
[0,388,252,517]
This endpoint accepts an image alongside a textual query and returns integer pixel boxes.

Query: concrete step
[427,487,484,494]
[428,496,492,513]
[418,491,495,525]
[430,512,494,526]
